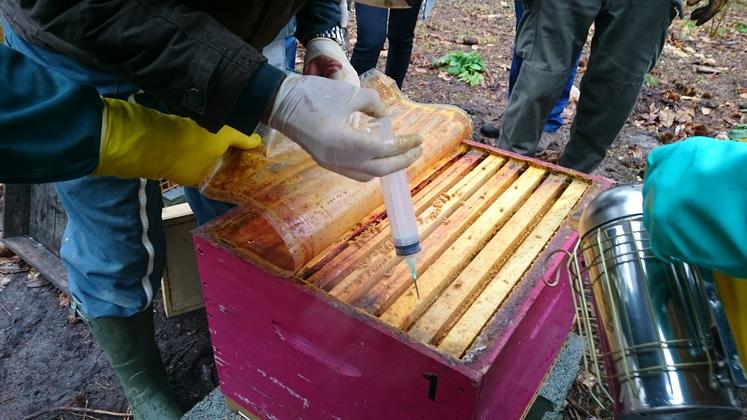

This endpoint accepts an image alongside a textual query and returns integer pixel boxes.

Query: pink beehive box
[194,138,610,419]
[193,72,610,419]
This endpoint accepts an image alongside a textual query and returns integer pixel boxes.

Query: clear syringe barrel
[380,170,421,256]
[376,117,421,256]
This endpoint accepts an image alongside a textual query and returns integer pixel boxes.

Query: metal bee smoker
[551,184,746,418]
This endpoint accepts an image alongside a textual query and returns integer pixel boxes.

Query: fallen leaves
[462,36,479,46]
[658,107,676,128]
[25,268,48,288]
[0,256,27,275]
[663,44,690,58]
[675,106,695,123]
[663,89,680,102]
[695,64,721,74]
[58,291,70,308]
[0,241,13,258]
[0,277,10,294]
[569,85,580,104]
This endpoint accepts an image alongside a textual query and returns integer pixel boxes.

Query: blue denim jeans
[3,22,231,317]
[508,0,580,133]
[350,1,422,88]
[285,35,297,71]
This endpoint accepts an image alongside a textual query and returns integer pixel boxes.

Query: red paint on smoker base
[195,224,579,420]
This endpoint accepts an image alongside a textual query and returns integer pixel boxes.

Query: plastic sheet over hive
[202,71,472,276]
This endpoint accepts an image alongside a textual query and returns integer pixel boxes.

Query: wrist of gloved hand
[304,37,360,87]
[94,97,261,186]
[687,0,728,25]
[268,75,423,181]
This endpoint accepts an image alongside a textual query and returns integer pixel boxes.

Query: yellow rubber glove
[94,97,261,186]
[714,273,747,366]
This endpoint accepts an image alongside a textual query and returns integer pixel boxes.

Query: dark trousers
[350,2,422,88]
[499,0,674,173]
[509,0,580,133]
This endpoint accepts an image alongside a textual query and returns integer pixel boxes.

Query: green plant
[684,20,699,30]
[433,51,485,87]
[644,74,657,88]
[737,22,747,34]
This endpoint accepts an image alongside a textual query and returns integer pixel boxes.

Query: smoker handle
[698,270,747,388]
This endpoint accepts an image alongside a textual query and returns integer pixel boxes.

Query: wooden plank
[2,235,69,295]
[308,150,485,288]
[1,184,30,237]
[161,204,203,317]
[410,150,487,215]
[329,155,506,302]
[29,184,66,254]
[437,180,589,357]
[355,160,527,315]
[162,202,193,219]
[408,174,568,344]
[379,165,547,329]
[29,185,47,249]
[51,188,67,254]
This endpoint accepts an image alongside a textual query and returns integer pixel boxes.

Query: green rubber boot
[82,308,183,420]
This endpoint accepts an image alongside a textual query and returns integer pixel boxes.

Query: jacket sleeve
[0,45,102,183]
[3,0,286,135]
[296,0,343,45]
[643,137,747,278]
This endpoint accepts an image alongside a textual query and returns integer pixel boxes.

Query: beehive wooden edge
[460,181,611,368]
[193,141,615,371]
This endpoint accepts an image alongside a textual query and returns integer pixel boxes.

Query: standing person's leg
[285,35,298,72]
[559,0,675,172]
[508,0,580,134]
[3,22,181,418]
[350,3,388,75]
[544,55,580,132]
[498,0,599,156]
[285,17,298,72]
[507,0,526,95]
[385,0,421,88]
[55,177,182,419]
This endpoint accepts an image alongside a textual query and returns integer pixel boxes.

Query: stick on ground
[23,406,131,420]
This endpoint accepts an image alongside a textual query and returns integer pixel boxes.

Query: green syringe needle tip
[406,256,420,299]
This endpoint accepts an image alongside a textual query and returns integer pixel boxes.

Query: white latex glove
[303,38,360,87]
[268,75,423,182]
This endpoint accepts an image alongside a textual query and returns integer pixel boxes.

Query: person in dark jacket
[0,2,422,417]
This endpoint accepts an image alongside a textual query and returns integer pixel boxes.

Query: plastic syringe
[376,117,422,298]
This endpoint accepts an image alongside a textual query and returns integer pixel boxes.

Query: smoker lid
[578,184,643,236]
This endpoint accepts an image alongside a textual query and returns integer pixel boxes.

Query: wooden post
[1,184,31,238]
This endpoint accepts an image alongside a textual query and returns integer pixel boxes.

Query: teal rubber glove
[643,136,747,277]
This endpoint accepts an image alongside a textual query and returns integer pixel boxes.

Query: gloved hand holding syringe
[370,116,422,297]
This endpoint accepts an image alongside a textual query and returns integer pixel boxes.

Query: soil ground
[1,1,746,419]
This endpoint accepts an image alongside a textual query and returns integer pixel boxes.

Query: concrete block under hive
[194,73,611,419]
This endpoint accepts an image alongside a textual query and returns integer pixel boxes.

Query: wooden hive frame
[300,142,593,360]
